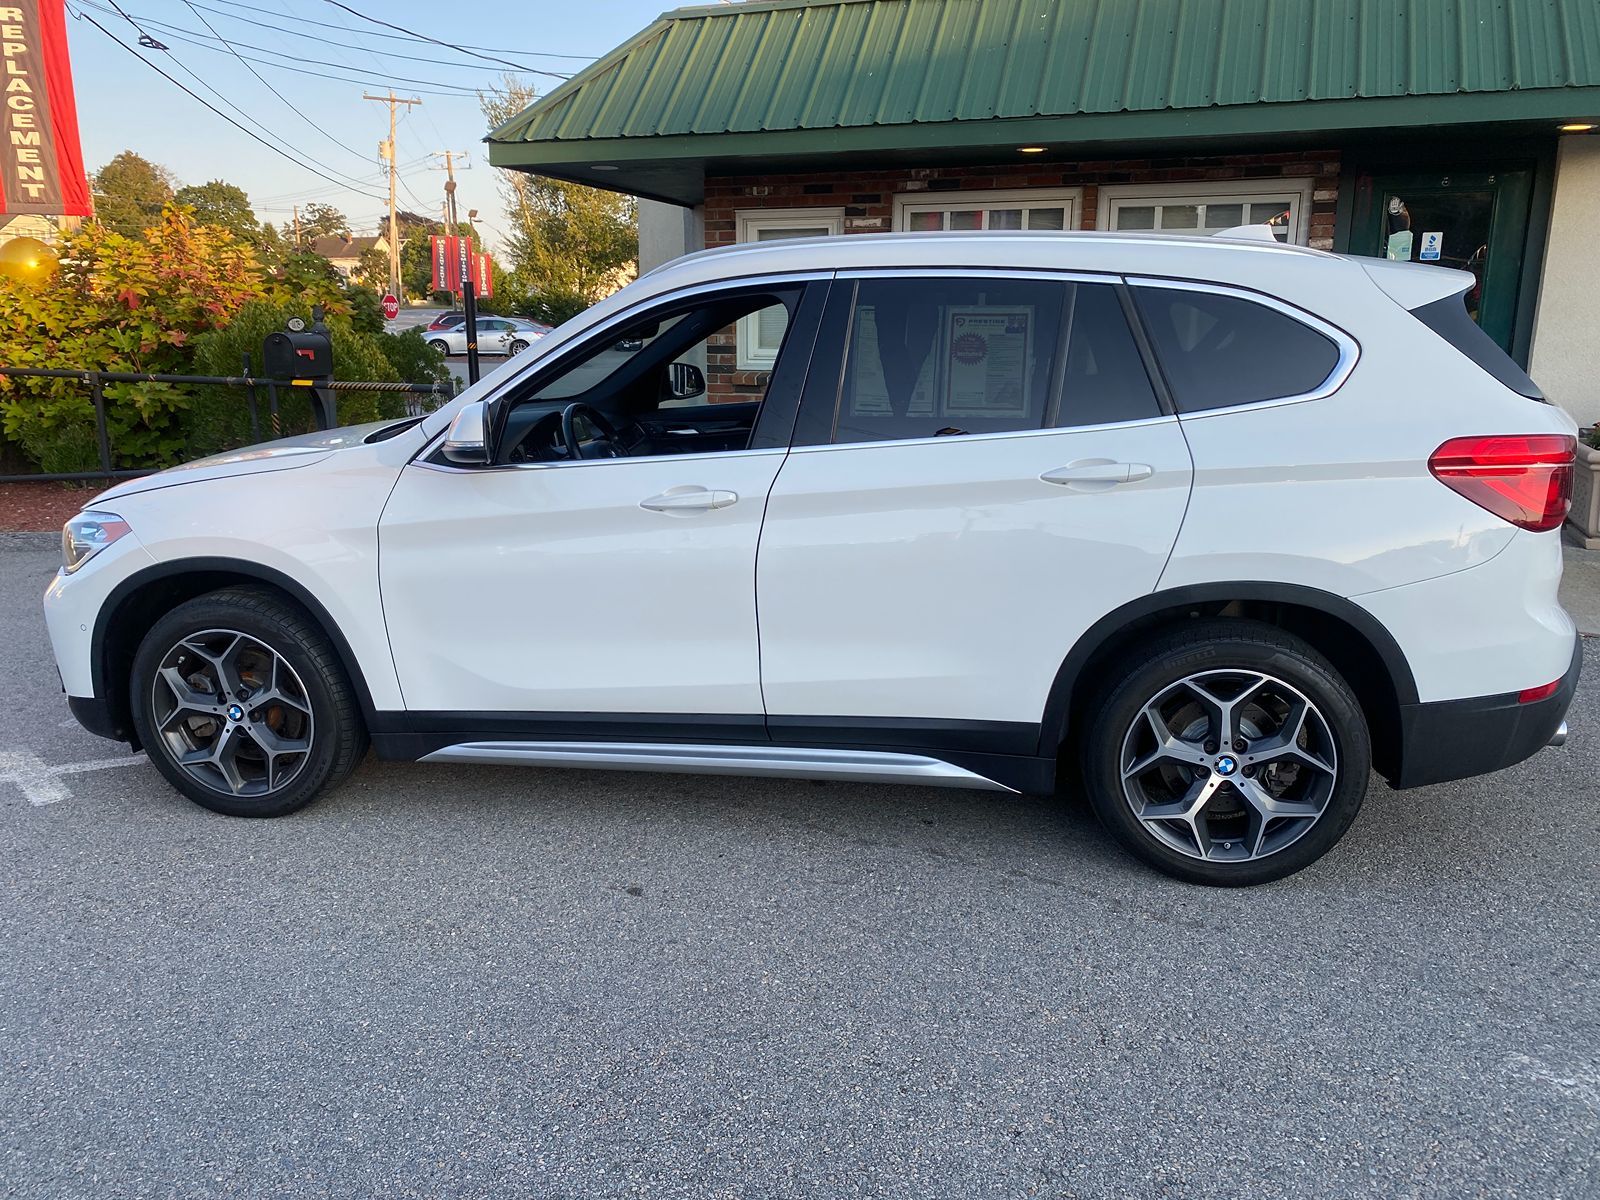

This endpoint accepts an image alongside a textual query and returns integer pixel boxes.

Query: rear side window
[1410,294,1543,400]
[1134,286,1342,412]
[826,277,1160,445]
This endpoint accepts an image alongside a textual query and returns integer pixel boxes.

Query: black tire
[427,338,450,355]
[129,587,368,818]
[1081,620,1370,887]
[509,338,529,354]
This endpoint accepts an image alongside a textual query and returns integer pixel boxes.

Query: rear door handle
[639,486,739,513]
[1040,461,1154,487]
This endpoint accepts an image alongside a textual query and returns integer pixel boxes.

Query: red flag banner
[429,236,492,295]
[430,234,449,292]
[0,0,92,217]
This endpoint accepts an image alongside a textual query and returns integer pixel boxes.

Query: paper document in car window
[944,308,1033,419]
[848,305,936,416]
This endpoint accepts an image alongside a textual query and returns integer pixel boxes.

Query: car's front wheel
[427,338,450,355]
[128,588,368,817]
[508,338,529,354]
[1082,620,1370,886]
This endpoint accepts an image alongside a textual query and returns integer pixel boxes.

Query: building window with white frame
[733,208,843,369]
[1095,179,1316,244]
[893,187,1082,233]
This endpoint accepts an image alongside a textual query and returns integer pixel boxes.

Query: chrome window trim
[787,414,1180,456]
[414,446,788,475]
[1122,274,1361,416]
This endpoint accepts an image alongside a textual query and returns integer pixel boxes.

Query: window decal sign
[944,309,1032,418]
[1419,231,1443,262]
[0,0,92,217]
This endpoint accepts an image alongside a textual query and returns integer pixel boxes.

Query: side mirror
[441,401,491,465]
[668,362,706,401]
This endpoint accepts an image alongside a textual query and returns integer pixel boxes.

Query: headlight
[61,511,131,574]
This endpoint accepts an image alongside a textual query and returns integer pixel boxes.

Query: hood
[90,419,413,505]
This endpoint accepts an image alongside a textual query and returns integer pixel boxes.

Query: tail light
[1428,435,1575,533]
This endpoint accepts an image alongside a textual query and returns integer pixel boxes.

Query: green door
[1349,169,1532,352]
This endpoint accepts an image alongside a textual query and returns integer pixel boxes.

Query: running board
[417,740,1018,793]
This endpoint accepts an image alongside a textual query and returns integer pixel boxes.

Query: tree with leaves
[173,179,277,252]
[481,77,637,323]
[286,201,351,246]
[91,151,177,239]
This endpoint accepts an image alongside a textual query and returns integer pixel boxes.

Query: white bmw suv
[44,230,1579,886]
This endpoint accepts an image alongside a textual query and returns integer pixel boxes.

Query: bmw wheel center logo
[1215,754,1238,776]
[226,704,245,723]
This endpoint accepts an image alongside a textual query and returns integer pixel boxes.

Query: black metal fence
[0,366,458,484]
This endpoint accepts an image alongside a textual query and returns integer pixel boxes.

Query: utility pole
[430,150,471,237]
[363,90,422,298]
[292,204,301,250]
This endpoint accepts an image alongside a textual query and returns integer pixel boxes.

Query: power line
[74,12,386,202]
[197,0,593,61]
[179,0,374,162]
[76,1,485,95]
[321,0,570,79]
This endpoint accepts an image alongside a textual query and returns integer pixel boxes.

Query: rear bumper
[1392,634,1581,789]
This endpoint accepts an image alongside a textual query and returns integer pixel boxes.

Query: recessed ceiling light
[1018,146,1047,154]
[1559,122,1596,132]
[592,164,619,171]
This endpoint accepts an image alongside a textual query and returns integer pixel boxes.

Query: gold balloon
[0,236,60,283]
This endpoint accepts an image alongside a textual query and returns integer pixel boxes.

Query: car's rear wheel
[1082,620,1370,886]
[427,338,449,355]
[129,588,367,818]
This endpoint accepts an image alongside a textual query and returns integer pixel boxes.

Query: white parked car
[45,229,1579,885]
[426,316,550,357]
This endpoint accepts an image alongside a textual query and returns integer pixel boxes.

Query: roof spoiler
[1357,257,1476,310]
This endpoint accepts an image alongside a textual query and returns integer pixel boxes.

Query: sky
[60,0,678,254]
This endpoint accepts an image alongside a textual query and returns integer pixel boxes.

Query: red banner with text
[0,0,93,217]
[429,235,494,297]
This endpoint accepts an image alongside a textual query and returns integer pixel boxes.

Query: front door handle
[639,486,739,513]
[1040,461,1154,488]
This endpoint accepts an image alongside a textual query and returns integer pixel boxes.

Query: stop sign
[381,293,399,320]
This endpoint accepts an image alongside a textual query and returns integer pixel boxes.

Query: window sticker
[1419,231,1443,262]
[943,308,1033,418]
[848,306,936,416]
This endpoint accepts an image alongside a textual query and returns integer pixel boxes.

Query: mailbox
[263,330,333,380]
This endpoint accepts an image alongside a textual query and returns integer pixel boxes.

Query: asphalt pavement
[1,535,1596,1199]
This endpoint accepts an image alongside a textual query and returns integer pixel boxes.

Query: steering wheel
[558,402,625,460]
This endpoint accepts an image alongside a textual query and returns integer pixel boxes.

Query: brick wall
[703,150,1340,250]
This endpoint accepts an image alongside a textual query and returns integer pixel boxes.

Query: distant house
[487,0,1600,425]
[308,234,389,282]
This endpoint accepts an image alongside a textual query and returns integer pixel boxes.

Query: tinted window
[1134,286,1341,411]
[1410,294,1542,400]
[1059,283,1161,426]
[828,278,1157,444]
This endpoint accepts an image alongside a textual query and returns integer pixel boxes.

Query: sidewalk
[1561,542,1600,636]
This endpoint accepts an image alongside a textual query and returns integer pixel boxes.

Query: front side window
[822,277,1159,445]
[1133,286,1342,412]
[494,288,806,464]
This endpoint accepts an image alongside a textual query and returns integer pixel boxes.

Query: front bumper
[1392,634,1582,789]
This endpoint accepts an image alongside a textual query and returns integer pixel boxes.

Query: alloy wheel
[149,629,315,797]
[1119,669,1338,863]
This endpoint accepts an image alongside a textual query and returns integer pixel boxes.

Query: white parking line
[0,749,148,806]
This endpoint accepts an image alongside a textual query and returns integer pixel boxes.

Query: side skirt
[418,741,1020,793]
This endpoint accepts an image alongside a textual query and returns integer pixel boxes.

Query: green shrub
[187,300,425,456]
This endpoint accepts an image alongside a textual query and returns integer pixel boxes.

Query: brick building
[487,0,1600,422]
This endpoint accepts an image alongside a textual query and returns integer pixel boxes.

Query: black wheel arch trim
[1036,581,1419,757]
[90,557,381,742]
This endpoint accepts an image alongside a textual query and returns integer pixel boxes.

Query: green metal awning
[488,0,1600,204]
